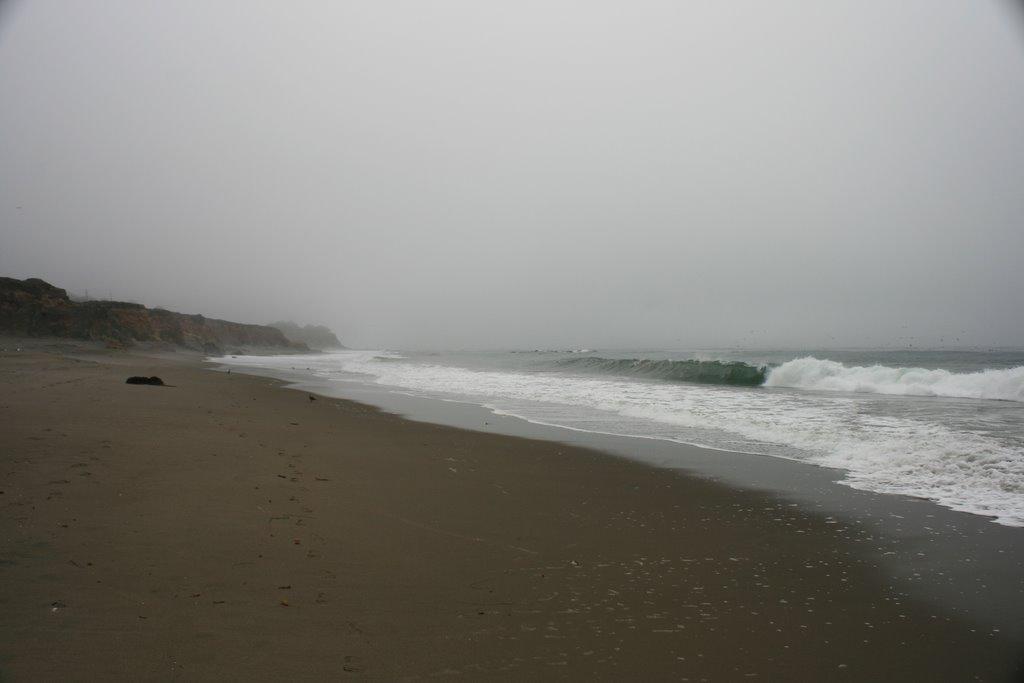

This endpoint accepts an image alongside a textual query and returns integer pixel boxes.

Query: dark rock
[126,376,165,386]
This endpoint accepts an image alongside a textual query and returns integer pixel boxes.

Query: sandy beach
[1,342,1021,681]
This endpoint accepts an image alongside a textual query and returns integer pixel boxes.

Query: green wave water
[555,356,768,386]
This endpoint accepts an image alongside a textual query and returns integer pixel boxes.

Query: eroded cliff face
[0,277,306,352]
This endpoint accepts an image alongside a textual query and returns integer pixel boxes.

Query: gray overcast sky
[1,1,1023,349]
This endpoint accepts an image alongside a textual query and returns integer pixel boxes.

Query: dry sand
[1,342,1021,680]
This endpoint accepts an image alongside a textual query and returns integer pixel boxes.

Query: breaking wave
[558,355,1024,402]
[556,356,768,386]
[765,357,1024,402]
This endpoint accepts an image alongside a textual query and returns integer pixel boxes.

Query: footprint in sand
[342,655,363,673]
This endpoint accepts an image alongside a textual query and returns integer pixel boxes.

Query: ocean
[216,348,1024,527]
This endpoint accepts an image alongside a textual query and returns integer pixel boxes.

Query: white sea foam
[215,351,1024,526]
[765,357,1024,402]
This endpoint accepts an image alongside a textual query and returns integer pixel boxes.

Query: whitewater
[216,349,1024,526]
[766,357,1024,402]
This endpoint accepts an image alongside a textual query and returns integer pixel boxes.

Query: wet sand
[1,343,1021,680]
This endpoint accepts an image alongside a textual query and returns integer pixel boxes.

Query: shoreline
[1,342,1022,680]
[213,349,1024,527]
[216,358,1024,642]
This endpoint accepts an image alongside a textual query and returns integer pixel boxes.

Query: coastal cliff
[0,277,306,353]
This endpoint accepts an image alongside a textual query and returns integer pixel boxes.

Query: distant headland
[267,320,345,351]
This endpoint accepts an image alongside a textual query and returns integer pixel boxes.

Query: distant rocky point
[0,276,308,354]
[269,321,345,350]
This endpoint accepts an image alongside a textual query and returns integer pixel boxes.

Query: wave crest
[765,357,1024,402]
[556,356,768,386]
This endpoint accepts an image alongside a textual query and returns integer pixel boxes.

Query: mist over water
[2,1,1024,350]
[218,348,1024,527]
